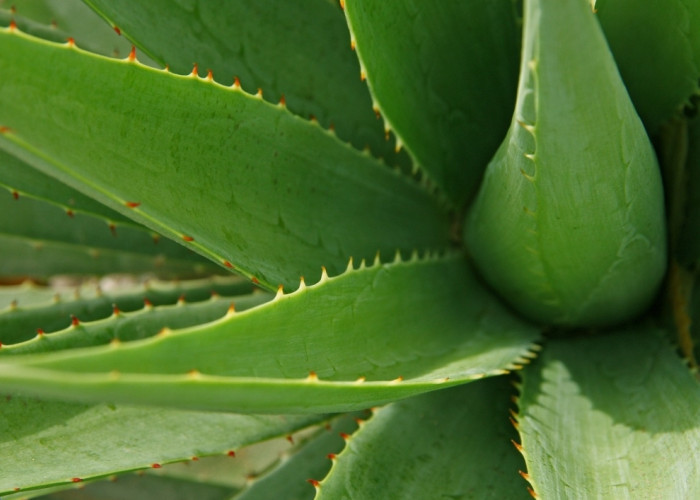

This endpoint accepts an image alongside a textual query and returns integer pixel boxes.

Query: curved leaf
[0,27,450,291]
[317,377,530,499]
[0,253,540,413]
[343,0,520,205]
[83,0,406,167]
[0,394,325,495]
[516,326,700,498]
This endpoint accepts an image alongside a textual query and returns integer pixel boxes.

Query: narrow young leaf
[517,326,700,498]
[0,254,540,413]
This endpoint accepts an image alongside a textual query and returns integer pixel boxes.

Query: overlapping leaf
[0,254,539,413]
[516,326,700,498]
[0,27,450,290]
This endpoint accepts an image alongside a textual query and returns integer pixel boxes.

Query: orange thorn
[12,190,19,199]
[519,470,531,481]
[227,303,236,314]
[66,209,75,218]
[511,439,523,452]
[206,69,213,81]
[339,0,345,9]
[125,201,140,208]
[109,223,117,236]
[71,478,82,483]
[8,19,17,31]
[286,435,294,444]
[251,277,260,285]
[307,479,320,488]
[227,450,236,457]
[339,432,351,441]
[233,76,241,89]
[527,487,537,498]
[143,297,153,308]
[223,260,234,269]
[307,371,319,381]
[255,88,263,98]
[128,46,137,62]
[151,463,161,469]
[350,40,356,50]
[191,456,199,461]
[360,70,366,81]
[71,315,80,327]
[66,37,76,47]
[327,453,337,460]
[113,26,122,35]
[112,304,121,315]
[279,94,286,107]
[0,126,11,134]
[190,63,199,76]
[182,235,194,242]
[36,328,45,336]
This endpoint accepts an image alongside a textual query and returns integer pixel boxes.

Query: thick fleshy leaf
[464,0,666,327]
[82,0,406,167]
[0,27,450,291]
[1,0,133,58]
[343,0,520,205]
[317,377,529,499]
[0,394,325,495]
[0,148,135,224]
[0,254,540,413]
[516,327,700,498]
[0,275,256,345]
[1,291,269,352]
[0,233,212,279]
[234,414,360,500]
[0,187,217,268]
[596,0,700,133]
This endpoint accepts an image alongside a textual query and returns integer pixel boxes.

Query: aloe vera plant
[0,0,698,498]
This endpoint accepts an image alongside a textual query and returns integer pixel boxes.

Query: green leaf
[464,0,666,327]
[0,27,450,290]
[0,253,540,413]
[234,414,360,500]
[0,275,256,345]
[0,233,212,279]
[0,394,325,495]
[596,0,700,133]
[82,0,406,168]
[1,291,269,353]
[677,117,700,267]
[343,0,520,205]
[516,326,700,498]
[0,187,216,268]
[0,147,135,225]
[317,376,530,499]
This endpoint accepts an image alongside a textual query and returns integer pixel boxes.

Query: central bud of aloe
[463,0,667,328]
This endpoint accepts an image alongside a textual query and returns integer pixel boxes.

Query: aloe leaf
[343,0,520,205]
[0,233,212,279]
[81,0,405,167]
[317,376,529,499]
[1,0,133,59]
[0,395,325,496]
[0,275,255,344]
[234,414,360,500]
[516,327,700,498]
[0,254,540,413]
[677,117,700,267]
[596,0,700,134]
[0,27,450,291]
[1,289,268,351]
[464,0,666,327]
[0,148,136,225]
[0,188,217,267]
[20,473,237,500]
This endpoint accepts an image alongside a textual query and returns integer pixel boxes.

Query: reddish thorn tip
[66,37,75,47]
[125,201,140,208]
[71,315,80,326]
[227,450,236,457]
[286,435,294,444]
[12,190,19,199]
[251,277,260,284]
[128,46,136,62]
[112,304,120,315]
[233,76,241,88]
[339,432,351,440]
[0,342,4,349]
[151,463,162,469]
[327,453,336,460]
[13,487,20,492]
[223,260,234,269]
[109,223,117,236]
[113,26,121,35]
[279,94,286,106]
[182,235,194,242]
[207,69,213,80]
[191,63,199,76]
[9,19,17,30]
[36,328,45,336]
[191,456,199,461]
[66,209,75,218]
[511,439,523,452]
[307,479,320,488]
[339,0,345,9]
[143,297,153,307]
[71,478,82,483]
[0,126,10,134]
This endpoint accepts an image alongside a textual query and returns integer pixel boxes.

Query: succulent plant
[0,0,699,498]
